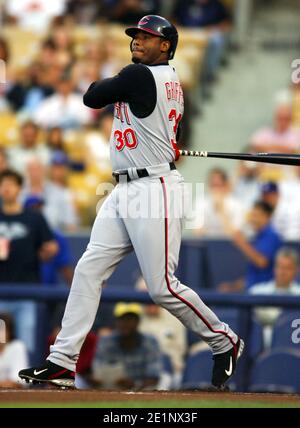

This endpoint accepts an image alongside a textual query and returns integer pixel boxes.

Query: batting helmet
[125,15,178,60]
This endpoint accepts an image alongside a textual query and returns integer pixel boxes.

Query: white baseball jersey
[110,64,184,171]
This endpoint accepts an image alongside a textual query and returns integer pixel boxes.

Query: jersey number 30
[114,128,138,151]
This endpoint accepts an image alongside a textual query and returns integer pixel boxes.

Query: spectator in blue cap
[261,181,279,198]
[50,150,70,188]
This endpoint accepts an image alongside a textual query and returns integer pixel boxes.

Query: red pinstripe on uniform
[159,176,237,356]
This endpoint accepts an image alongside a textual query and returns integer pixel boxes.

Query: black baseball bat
[179,150,300,166]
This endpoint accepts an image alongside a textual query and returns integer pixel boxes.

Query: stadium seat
[2,27,42,68]
[158,353,175,391]
[162,353,174,375]
[249,318,264,360]
[178,28,208,49]
[271,310,300,349]
[108,252,141,288]
[221,0,235,9]
[66,235,141,288]
[205,240,247,288]
[0,113,18,146]
[181,349,212,389]
[179,239,206,291]
[181,348,239,390]
[249,349,300,393]
[67,235,89,264]
[292,92,300,125]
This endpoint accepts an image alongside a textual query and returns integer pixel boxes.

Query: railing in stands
[1,286,300,391]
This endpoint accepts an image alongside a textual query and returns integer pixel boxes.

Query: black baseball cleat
[19,361,75,389]
[211,338,244,390]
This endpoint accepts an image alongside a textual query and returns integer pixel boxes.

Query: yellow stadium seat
[292,92,300,125]
[259,168,284,182]
[0,113,18,147]
[221,0,235,10]
[68,169,112,225]
[179,28,209,50]
[64,129,87,158]
[73,26,101,44]
[294,114,300,126]
[1,27,43,68]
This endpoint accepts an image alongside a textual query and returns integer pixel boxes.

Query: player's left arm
[83,64,155,112]
[83,76,128,109]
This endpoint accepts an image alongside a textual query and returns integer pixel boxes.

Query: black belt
[113,162,176,183]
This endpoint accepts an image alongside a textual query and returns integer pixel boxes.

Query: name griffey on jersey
[165,81,184,106]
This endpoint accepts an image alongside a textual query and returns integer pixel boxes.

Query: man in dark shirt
[0,169,58,351]
[174,0,230,27]
[96,0,161,25]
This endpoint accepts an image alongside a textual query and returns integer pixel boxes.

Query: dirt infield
[0,390,299,405]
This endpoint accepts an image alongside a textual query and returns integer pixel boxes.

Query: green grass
[0,400,300,408]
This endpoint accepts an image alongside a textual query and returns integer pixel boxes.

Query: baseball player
[19,15,244,390]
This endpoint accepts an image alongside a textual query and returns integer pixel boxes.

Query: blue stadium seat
[108,252,141,288]
[159,353,175,390]
[214,307,239,329]
[181,349,239,390]
[186,330,201,347]
[67,236,140,287]
[67,236,140,288]
[271,311,300,349]
[161,353,174,375]
[205,240,247,289]
[249,349,300,393]
[179,240,206,291]
[181,349,212,389]
[249,318,264,360]
[67,235,89,264]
